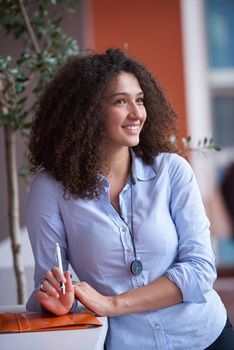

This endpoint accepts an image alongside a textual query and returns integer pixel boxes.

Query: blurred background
[0,0,234,321]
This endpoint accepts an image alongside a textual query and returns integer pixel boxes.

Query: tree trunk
[4,124,27,304]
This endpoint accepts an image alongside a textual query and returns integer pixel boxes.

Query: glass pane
[205,0,234,68]
[212,96,234,147]
[218,239,234,265]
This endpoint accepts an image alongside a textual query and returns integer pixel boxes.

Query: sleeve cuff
[69,299,79,314]
[166,269,207,303]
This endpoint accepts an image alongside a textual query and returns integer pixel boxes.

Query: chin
[126,140,140,148]
[129,136,140,146]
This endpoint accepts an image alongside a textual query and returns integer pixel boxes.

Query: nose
[128,102,142,119]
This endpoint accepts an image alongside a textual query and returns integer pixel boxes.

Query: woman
[26,49,233,349]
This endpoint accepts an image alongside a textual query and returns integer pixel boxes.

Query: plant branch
[0,77,11,114]
[18,0,41,54]
[4,124,27,303]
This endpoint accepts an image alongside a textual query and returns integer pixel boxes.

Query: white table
[0,305,108,350]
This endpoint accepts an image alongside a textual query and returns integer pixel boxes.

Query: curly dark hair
[29,48,178,199]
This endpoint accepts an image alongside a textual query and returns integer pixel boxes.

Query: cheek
[104,117,121,139]
[105,111,124,129]
[142,110,147,124]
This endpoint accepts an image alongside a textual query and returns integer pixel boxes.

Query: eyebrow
[107,91,144,99]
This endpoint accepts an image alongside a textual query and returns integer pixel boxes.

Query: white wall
[0,227,34,305]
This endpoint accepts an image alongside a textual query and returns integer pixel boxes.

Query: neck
[102,147,131,182]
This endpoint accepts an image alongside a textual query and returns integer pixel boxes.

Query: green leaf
[18,167,29,179]
[209,137,213,144]
[17,96,27,106]
[17,110,28,121]
[22,122,32,129]
[16,52,31,65]
[0,56,12,70]
[9,68,19,75]
[15,82,25,94]
[16,75,28,83]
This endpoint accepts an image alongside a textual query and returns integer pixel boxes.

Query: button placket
[120,225,133,265]
[155,324,160,331]
[122,227,134,261]
[127,248,133,253]
[121,225,133,252]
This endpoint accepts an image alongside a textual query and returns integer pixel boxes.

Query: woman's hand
[74,282,116,317]
[36,268,74,316]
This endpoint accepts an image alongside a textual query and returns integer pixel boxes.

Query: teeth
[124,125,140,130]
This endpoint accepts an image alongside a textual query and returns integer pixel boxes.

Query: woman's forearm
[111,276,183,316]
[74,276,183,317]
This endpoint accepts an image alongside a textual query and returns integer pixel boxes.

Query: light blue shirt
[26,151,226,350]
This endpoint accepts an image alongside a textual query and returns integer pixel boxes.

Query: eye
[114,98,127,105]
[136,97,144,104]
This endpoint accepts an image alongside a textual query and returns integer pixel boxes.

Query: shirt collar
[99,149,157,186]
[130,148,157,182]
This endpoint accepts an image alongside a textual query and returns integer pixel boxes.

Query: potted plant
[0,0,79,304]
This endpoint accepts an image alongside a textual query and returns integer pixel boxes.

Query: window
[205,0,234,150]
[205,0,234,266]
[206,0,234,68]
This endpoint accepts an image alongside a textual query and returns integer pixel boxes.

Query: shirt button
[122,227,127,233]
[127,248,133,253]
[155,324,160,331]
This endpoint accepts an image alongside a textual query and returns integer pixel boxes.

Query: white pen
[55,242,65,295]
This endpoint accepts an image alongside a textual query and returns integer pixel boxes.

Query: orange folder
[0,311,102,333]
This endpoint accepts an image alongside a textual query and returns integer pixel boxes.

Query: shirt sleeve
[165,155,217,303]
[25,171,69,312]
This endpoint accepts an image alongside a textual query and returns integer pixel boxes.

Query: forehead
[107,72,142,93]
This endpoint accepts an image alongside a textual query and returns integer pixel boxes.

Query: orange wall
[90,0,187,138]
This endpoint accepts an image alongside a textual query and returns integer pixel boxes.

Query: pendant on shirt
[131,259,143,276]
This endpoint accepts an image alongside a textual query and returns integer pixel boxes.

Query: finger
[36,290,50,301]
[45,268,65,294]
[64,271,73,292]
[41,279,60,298]
[74,282,88,301]
[51,267,68,295]
[51,266,66,283]
[74,281,90,292]
[45,269,62,288]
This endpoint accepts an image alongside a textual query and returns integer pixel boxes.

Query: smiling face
[104,71,147,153]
